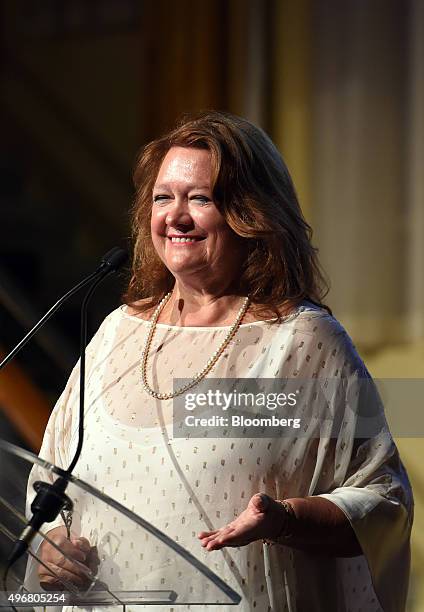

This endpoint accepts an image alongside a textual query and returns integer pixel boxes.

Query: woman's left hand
[198,493,286,551]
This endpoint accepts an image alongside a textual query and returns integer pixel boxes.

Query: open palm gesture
[198,493,286,551]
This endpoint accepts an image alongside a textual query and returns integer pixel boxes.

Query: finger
[39,579,66,592]
[198,529,218,539]
[200,535,219,548]
[52,544,87,565]
[43,537,88,564]
[41,548,87,568]
[205,526,237,550]
[199,528,228,546]
[39,567,91,589]
[87,546,100,568]
[199,521,236,539]
[39,562,92,589]
[64,546,87,564]
[72,537,91,555]
[207,523,257,550]
[206,535,230,551]
[51,553,91,579]
[252,493,270,512]
[206,536,246,550]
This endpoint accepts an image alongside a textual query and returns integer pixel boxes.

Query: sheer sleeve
[23,360,81,597]
[309,316,413,612]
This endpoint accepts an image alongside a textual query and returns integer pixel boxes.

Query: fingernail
[258,493,269,508]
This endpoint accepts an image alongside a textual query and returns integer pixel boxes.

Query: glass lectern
[0,440,241,609]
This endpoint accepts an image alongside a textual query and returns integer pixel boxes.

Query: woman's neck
[158,288,249,327]
[127,283,293,327]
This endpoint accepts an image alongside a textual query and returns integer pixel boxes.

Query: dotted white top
[25,301,412,612]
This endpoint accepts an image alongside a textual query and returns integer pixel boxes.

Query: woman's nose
[165,198,193,227]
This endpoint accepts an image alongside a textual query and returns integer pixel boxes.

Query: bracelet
[263,499,296,546]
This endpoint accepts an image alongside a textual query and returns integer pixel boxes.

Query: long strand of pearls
[141,292,250,400]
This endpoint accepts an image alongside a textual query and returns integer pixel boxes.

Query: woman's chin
[164,259,205,277]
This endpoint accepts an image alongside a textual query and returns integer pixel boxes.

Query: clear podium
[0,440,241,608]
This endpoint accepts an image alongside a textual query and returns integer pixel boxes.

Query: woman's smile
[167,234,206,244]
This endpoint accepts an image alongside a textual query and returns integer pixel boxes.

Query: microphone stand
[0,247,125,372]
[2,248,127,578]
[66,270,112,475]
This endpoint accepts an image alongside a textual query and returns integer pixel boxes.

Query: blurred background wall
[0,0,422,608]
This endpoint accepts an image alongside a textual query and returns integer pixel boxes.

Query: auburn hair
[123,110,331,319]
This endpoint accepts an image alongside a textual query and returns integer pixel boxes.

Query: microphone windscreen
[101,247,128,271]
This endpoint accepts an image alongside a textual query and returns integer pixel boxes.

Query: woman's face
[151,146,245,287]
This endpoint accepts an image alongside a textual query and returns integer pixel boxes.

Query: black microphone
[4,247,128,568]
[100,246,128,272]
[7,477,71,566]
[0,247,127,371]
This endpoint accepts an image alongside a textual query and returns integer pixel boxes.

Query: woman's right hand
[37,526,93,591]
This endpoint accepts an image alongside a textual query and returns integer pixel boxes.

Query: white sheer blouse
[25,300,413,611]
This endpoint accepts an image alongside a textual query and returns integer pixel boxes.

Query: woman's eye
[191,195,210,204]
[153,195,171,204]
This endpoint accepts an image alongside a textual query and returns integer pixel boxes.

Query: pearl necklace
[141,292,250,400]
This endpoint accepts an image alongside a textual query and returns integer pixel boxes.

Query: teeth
[170,237,198,243]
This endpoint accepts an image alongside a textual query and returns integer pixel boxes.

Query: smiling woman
[125,111,329,326]
[25,111,413,612]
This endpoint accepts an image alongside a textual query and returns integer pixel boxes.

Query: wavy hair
[124,110,331,318]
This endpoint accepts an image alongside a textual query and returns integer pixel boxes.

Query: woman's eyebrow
[153,183,211,191]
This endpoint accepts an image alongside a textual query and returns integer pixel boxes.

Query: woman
[27,111,412,611]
